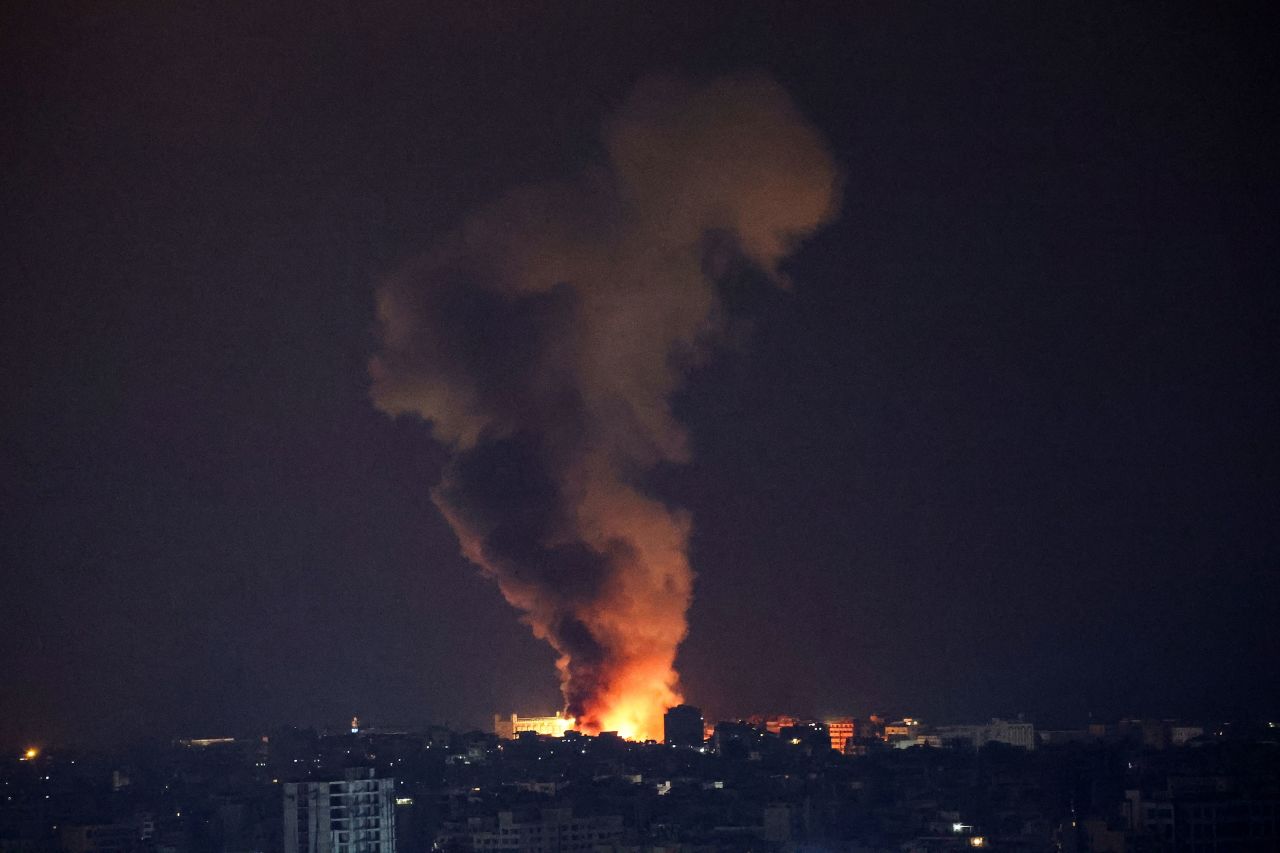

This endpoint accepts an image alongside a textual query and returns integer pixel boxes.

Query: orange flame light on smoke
[369,74,840,743]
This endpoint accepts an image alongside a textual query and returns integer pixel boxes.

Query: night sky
[3,1,1277,748]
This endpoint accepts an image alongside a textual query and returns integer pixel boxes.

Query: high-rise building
[663,705,704,747]
[284,768,395,853]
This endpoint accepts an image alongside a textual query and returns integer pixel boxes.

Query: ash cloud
[370,73,840,738]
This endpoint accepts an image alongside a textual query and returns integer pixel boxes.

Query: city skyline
[8,706,1277,853]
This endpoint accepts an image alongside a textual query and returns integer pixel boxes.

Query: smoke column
[370,74,839,739]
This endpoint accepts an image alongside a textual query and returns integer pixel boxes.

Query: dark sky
[3,1,1277,747]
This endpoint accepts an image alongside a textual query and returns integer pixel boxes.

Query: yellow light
[969,837,987,848]
[23,748,38,760]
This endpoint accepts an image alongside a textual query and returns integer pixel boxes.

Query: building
[779,722,831,754]
[824,717,855,753]
[284,768,396,853]
[1171,724,1205,745]
[663,705,704,747]
[1125,785,1280,849]
[439,808,622,853]
[1114,719,1206,749]
[58,825,140,853]
[713,721,766,758]
[764,715,798,735]
[933,718,1036,750]
[987,718,1035,749]
[882,718,923,743]
[493,714,573,739]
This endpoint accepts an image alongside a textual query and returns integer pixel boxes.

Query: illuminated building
[492,713,573,739]
[824,717,855,753]
[883,718,922,742]
[284,768,396,853]
[663,704,704,747]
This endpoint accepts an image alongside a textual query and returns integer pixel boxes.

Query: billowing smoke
[370,74,839,739]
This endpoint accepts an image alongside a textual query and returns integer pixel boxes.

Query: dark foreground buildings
[3,716,1277,853]
[662,705,704,749]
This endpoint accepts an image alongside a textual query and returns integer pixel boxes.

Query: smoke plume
[370,74,839,739]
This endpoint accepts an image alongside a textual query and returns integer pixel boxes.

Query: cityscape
[4,2,1277,853]
[4,710,1278,853]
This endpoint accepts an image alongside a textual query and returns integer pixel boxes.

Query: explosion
[370,74,839,739]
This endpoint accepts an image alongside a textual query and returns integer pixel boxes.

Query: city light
[969,837,987,848]
[22,748,38,761]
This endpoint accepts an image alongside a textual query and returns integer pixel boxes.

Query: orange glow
[22,748,38,760]
[575,674,680,741]
[370,76,838,752]
[825,718,855,753]
[442,479,690,744]
[565,640,685,741]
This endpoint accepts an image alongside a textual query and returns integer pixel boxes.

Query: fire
[369,75,838,747]
[571,659,683,741]
[597,695,669,741]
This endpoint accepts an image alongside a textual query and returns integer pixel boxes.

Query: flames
[563,698,664,742]
[568,645,684,740]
